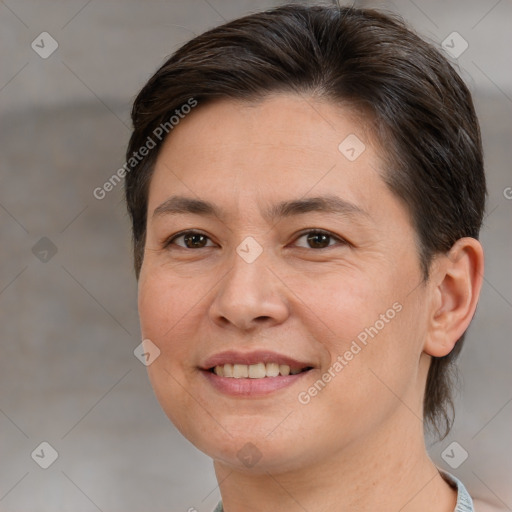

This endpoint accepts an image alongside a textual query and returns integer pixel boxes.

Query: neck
[213,415,457,512]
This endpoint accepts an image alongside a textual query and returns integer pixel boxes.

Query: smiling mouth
[209,363,313,378]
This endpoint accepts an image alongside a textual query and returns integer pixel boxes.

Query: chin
[185,421,314,474]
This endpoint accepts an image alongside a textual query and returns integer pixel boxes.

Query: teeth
[223,363,233,377]
[212,362,304,378]
[279,364,290,376]
[266,362,280,377]
[248,362,266,378]
[233,364,249,378]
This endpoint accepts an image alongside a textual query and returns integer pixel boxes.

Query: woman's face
[138,94,433,473]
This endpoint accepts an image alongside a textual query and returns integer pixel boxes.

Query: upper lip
[201,350,314,371]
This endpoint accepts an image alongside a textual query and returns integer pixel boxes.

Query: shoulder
[472,498,508,512]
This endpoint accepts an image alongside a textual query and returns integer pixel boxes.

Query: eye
[293,230,347,249]
[165,230,215,249]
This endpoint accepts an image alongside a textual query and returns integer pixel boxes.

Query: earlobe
[424,238,484,358]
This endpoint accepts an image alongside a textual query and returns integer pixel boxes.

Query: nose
[208,247,290,332]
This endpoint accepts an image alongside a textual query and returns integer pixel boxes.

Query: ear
[424,237,484,357]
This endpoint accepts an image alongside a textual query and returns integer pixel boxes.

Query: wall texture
[1,1,511,510]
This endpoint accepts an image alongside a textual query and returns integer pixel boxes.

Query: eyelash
[163,229,349,250]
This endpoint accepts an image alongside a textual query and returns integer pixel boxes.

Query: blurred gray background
[0,0,511,511]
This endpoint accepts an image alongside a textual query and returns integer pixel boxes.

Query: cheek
[138,270,207,432]
[289,268,398,349]
[296,268,425,402]
[137,268,204,412]
[320,288,427,429]
[138,266,206,343]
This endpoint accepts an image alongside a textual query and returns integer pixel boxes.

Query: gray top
[442,471,474,512]
[212,471,473,512]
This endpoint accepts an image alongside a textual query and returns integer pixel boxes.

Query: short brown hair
[125,4,486,438]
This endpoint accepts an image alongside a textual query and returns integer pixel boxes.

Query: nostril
[255,316,272,322]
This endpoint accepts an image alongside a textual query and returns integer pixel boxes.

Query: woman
[124,5,497,511]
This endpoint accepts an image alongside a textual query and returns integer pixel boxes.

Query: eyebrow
[152,194,370,222]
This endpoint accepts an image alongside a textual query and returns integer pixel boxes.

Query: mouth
[208,362,313,378]
[200,350,315,397]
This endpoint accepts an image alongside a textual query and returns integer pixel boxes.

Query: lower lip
[201,369,311,397]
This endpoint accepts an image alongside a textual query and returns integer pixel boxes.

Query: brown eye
[183,233,208,248]
[294,230,347,249]
[167,231,214,249]
[306,232,331,248]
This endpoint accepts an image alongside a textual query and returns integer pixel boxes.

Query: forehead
[147,94,398,225]
[156,94,373,161]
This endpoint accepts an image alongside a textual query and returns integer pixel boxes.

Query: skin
[138,94,484,511]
